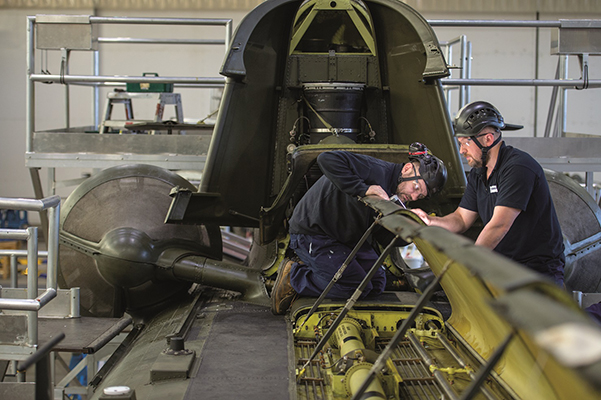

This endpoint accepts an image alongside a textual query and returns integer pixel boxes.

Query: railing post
[10,254,18,288]
[46,202,59,290]
[26,226,39,347]
[459,35,468,108]
[26,16,35,154]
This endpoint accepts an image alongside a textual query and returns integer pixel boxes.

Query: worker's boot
[271,259,299,315]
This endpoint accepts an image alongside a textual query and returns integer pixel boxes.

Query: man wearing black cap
[413,101,565,286]
[271,146,447,314]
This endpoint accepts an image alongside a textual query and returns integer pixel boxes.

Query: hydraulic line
[407,332,459,400]
[437,333,497,400]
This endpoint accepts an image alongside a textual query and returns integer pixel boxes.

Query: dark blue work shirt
[289,151,403,248]
[459,142,565,275]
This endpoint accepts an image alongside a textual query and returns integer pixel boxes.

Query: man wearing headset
[271,146,447,315]
[412,101,565,286]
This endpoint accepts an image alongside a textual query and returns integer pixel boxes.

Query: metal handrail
[98,37,226,45]
[29,74,225,87]
[0,195,60,346]
[89,16,232,26]
[0,250,48,289]
[441,78,601,88]
[26,15,233,151]
[428,19,561,28]
[428,19,598,118]
[0,250,48,257]
[439,34,471,112]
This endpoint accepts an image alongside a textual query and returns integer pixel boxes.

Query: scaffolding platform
[25,125,213,171]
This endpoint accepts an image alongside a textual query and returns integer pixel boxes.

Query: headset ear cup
[421,156,447,196]
[408,142,428,161]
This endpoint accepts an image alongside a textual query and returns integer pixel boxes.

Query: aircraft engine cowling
[546,170,601,293]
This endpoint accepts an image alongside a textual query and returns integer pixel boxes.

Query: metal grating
[378,338,445,400]
[296,338,327,400]
[295,335,448,400]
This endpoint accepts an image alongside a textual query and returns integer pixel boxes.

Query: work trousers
[289,233,386,299]
[526,256,565,287]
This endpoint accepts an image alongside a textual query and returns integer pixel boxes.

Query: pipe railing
[26,15,233,152]
[441,77,601,87]
[0,195,60,346]
[430,19,598,110]
[439,34,471,112]
[428,19,561,28]
[0,250,48,288]
[432,19,597,89]
[29,74,225,86]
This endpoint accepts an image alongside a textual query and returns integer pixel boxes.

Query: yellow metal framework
[289,0,377,56]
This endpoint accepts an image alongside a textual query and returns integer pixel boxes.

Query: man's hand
[411,208,431,224]
[365,185,389,200]
[411,207,477,234]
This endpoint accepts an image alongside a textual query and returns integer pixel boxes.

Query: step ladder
[99,91,184,134]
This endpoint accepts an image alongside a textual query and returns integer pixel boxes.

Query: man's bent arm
[317,151,372,197]
[365,185,389,200]
[475,205,521,249]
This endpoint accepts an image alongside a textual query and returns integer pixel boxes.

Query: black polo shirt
[459,142,565,274]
